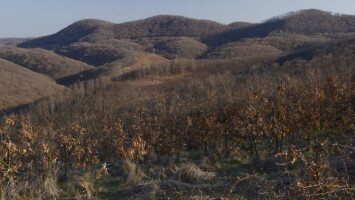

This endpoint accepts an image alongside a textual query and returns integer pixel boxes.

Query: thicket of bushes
[0,59,353,198]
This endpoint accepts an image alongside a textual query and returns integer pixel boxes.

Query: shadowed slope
[0,38,32,47]
[55,40,144,66]
[18,19,114,48]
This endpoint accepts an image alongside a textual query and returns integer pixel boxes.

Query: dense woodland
[0,9,354,199]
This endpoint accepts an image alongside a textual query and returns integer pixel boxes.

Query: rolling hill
[204,9,355,46]
[18,16,226,49]
[112,15,226,39]
[0,47,93,79]
[55,39,144,66]
[18,19,114,49]
[17,9,355,65]
[138,37,208,59]
[0,58,64,110]
[281,9,355,34]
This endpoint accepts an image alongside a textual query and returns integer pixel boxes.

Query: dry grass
[122,161,147,185]
[76,172,96,199]
[0,174,60,199]
[108,52,168,80]
[176,163,216,184]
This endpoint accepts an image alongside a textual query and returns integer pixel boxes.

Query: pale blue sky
[0,0,354,38]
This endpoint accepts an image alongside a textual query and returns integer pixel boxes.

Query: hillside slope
[0,47,93,79]
[138,37,208,59]
[56,40,144,66]
[113,15,226,39]
[0,58,64,110]
[205,9,355,45]
[18,19,114,48]
[18,10,355,63]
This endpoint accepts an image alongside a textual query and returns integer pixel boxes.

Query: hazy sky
[0,0,354,38]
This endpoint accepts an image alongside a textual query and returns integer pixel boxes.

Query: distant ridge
[18,19,114,48]
[18,15,227,49]
[0,38,33,46]
[19,10,355,50]
[204,9,355,45]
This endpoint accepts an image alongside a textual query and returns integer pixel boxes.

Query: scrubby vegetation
[1,38,354,199]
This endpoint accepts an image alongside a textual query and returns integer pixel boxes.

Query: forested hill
[19,9,355,49]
